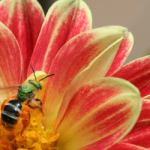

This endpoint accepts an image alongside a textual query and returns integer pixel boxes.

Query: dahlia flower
[0,0,146,149]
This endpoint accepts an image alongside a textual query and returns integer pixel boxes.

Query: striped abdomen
[1,99,22,130]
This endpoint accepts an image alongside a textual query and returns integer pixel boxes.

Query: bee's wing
[0,85,21,102]
[0,85,21,90]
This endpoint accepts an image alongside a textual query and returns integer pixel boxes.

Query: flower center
[0,108,59,150]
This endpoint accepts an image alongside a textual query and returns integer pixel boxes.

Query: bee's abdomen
[1,99,22,130]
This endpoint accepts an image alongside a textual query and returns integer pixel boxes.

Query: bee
[1,65,54,133]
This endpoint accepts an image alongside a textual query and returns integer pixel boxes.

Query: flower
[0,0,146,149]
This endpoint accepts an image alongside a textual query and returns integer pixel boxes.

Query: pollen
[0,109,59,150]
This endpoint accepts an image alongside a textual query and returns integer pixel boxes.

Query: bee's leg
[20,106,30,134]
[28,105,43,116]
[27,100,43,115]
[35,98,42,106]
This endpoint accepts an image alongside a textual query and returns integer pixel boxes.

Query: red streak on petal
[108,142,147,150]
[112,58,150,81]
[138,100,150,121]
[123,121,150,148]
[43,32,99,101]
[112,57,150,97]
[57,82,124,131]
[30,7,58,73]
[29,5,91,75]
[0,1,9,24]
[77,106,131,140]
[106,36,132,76]
[0,24,22,87]
[131,72,150,97]
[67,7,91,41]
[0,0,44,77]
[30,6,78,73]
[26,0,44,47]
[42,7,78,71]
[74,128,127,150]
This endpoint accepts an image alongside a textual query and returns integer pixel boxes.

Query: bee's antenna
[39,74,55,82]
[31,64,37,80]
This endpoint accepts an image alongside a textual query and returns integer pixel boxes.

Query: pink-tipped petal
[138,99,150,121]
[108,142,147,150]
[55,36,123,128]
[29,0,92,75]
[43,27,124,128]
[111,56,150,97]
[122,120,150,148]
[106,26,134,76]
[0,23,22,104]
[0,0,44,77]
[55,78,141,150]
[119,99,150,149]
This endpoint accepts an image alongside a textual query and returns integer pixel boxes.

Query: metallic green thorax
[17,80,42,102]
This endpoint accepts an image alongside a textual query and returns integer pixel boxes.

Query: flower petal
[0,0,44,76]
[118,99,150,148]
[122,120,150,148]
[108,142,147,150]
[55,34,123,128]
[137,99,150,121]
[55,78,141,150]
[0,23,22,104]
[106,26,134,76]
[111,56,150,97]
[29,0,92,75]
[43,27,124,128]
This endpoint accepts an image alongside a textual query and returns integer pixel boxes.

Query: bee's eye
[38,84,42,90]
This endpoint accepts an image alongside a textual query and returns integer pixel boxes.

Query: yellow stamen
[0,109,59,150]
